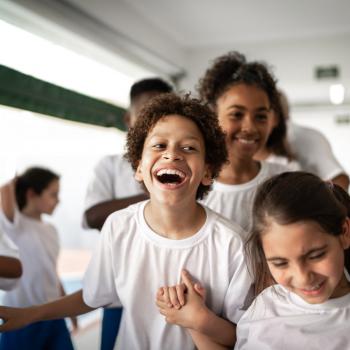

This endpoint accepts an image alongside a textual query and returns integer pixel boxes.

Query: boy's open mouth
[156,169,186,185]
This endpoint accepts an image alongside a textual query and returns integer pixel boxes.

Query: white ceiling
[65,0,350,48]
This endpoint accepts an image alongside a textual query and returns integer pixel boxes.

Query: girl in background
[0,167,76,350]
[198,51,288,234]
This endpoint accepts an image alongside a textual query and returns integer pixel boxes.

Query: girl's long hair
[246,171,350,296]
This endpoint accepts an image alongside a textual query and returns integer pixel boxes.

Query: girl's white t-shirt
[0,210,60,306]
[236,284,350,350]
[201,161,288,235]
[0,228,20,290]
[83,200,252,350]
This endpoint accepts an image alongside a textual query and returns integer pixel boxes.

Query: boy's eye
[182,146,196,152]
[229,112,243,119]
[152,144,166,149]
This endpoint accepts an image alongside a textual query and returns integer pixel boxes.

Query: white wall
[180,33,350,105]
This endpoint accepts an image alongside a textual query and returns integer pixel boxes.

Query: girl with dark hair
[0,167,76,350]
[198,51,288,234]
[236,171,350,349]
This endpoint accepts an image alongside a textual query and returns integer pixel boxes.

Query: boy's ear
[340,218,350,250]
[123,111,131,129]
[134,162,143,182]
[201,166,213,186]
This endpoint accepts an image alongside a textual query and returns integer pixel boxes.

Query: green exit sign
[315,66,339,79]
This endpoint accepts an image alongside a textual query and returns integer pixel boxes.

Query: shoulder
[101,201,144,240]
[241,285,290,321]
[204,205,246,243]
[260,161,289,178]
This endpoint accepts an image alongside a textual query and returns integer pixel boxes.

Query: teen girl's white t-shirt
[265,154,301,171]
[0,228,20,291]
[236,284,350,350]
[0,210,60,307]
[83,154,144,227]
[83,201,252,350]
[201,161,288,235]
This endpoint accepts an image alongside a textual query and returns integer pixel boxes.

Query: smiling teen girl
[199,51,288,234]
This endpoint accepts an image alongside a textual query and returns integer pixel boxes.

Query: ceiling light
[329,84,345,105]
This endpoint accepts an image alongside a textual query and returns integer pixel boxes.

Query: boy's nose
[162,150,183,161]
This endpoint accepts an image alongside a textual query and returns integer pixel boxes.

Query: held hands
[156,269,208,330]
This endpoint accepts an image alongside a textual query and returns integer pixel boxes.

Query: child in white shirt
[0,168,75,350]
[198,51,288,234]
[0,94,252,350]
[236,171,350,349]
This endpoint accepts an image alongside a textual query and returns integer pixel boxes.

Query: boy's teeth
[157,169,185,178]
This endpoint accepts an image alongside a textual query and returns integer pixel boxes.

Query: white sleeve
[222,238,253,324]
[82,216,121,308]
[291,126,345,180]
[84,156,116,211]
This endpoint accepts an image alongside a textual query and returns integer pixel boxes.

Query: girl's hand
[156,269,208,330]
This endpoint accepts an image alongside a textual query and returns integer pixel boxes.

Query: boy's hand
[0,306,36,332]
[156,270,208,330]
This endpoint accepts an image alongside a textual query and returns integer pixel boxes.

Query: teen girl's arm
[0,290,94,332]
[0,179,16,222]
[156,270,236,348]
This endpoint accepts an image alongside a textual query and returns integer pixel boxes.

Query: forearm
[29,290,94,323]
[0,257,22,278]
[0,182,16,221]
[85,194,148,229]
[189,329,229,350]
[331,173,349,192]
[193,307,236,347]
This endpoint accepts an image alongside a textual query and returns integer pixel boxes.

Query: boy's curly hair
[125,93,228,199]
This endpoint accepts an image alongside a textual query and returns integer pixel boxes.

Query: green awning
[0,64,126,130]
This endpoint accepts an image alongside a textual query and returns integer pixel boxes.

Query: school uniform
[83,201,252,350]
[201,161,288,235]
[236,284,350,350]
[0,210,73,350]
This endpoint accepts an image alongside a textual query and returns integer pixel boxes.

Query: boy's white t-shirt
[236,284,350,350]
[0,228,20,291]
[0,210,60,306]
[83,154,143,222]
[201,161,288,234]
[83,201,252,350]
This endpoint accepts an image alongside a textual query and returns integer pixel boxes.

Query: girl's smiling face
[135,114,211,206]
[262,219,350,304]
[216,83,276,161]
